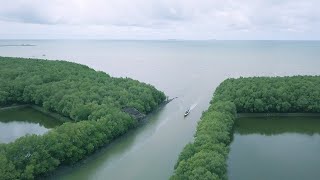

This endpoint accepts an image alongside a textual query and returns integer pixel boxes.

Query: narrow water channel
[0,40,319,179]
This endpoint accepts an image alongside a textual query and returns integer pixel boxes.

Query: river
[0,40,319,179]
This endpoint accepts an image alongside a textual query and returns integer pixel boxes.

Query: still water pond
[228,116,320,180]
[1,40,320,179]
[0,106,62,143]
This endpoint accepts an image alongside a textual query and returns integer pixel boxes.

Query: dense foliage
[214,76,320,113]
[171,76,320,180]
[0,57,165,179]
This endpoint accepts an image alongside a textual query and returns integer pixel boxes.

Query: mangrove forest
[171,76,320,180]
[0,57,166,179]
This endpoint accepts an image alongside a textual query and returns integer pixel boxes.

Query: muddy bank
[123,97,177,121]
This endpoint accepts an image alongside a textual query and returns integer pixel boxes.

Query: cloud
[0,0,319,39]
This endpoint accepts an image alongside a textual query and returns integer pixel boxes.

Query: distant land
[0,44,36,47]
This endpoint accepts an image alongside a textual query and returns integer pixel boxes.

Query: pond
[1,40,320,179]
[0,106,63,143]
[228,116,320,180]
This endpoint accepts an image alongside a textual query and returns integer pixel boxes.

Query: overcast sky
[0,0,319,40]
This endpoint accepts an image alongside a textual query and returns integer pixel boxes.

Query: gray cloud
[0,0,319,39]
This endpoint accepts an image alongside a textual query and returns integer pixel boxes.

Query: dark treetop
[171,76,320,180]
[0,57,165,179]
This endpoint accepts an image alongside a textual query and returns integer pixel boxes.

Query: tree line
[171,76,320,180]
[0,57,166,179]
[214,76,320,113]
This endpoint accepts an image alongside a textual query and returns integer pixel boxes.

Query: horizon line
[0,39,319,41]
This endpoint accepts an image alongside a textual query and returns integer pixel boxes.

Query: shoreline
[42,98,171,179]
[0,104,69,122]
[237,113,320,118]
[0,104,29,111]
[1,97,173,179]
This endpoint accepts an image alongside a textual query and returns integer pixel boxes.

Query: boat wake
[155,117,170,132]
[190,102,198,110]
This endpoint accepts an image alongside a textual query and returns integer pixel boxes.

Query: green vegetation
[171,76,320,180]
[236,116,320,136]
[0,57,165,179]
[0,106,62,129]
[214,76,320,113]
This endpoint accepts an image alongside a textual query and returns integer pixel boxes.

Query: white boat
[184,109,190,117]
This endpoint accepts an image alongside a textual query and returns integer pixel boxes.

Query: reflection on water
[0,40,320,180]
[228,116,320,180]
[0,106,62,143]
[235,116,320,135]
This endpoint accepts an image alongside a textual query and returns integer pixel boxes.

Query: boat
[184,108,190,117]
